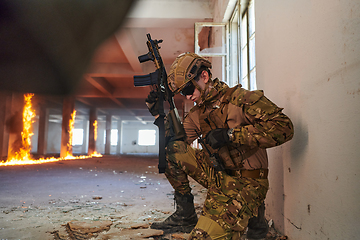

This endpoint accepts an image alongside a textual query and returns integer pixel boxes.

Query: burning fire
[0,94,102,166]
[66,110,76,158]
[12,93,36,161]
[90,120,102,157]
[93,120,98,141]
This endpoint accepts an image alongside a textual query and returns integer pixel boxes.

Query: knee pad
[190,215,227,239]
[166,140,188,155]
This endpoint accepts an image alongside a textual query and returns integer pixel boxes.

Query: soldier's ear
[202,70,209,83]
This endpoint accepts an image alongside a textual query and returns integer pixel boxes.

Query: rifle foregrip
[169,108,186,140]
[156,116,167,174]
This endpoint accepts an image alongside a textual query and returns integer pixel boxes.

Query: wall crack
[282,214,302,230]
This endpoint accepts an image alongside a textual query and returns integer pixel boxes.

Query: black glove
[145,90,162,116]
[205,128,230,149]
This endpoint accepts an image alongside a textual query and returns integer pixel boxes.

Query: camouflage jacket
[182,79,294,170]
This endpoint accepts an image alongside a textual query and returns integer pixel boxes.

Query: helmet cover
[167,52,211,94]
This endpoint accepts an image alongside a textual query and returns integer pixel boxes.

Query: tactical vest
[198,86,259,170]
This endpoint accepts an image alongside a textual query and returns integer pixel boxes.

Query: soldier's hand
[145,90,162,116]
[205,128,230,149]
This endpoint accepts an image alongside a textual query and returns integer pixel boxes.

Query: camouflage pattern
[184,79,294,149]
[167,52,211,94]
[229,87,294,148]
[165,141,269,239]
[163,78,293,239]
[188,228,212,240]
[183,79,294,170]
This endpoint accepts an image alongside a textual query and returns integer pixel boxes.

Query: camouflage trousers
[165,141,269,240]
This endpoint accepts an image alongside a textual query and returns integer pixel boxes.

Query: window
[229,2,241,87]
[72,129,84,145]
[240,0,257,90]
[227,0,257,90]
[195,22,228,84]
[111,129,118,146]
[138,130,156,146]
[104,129,119,145]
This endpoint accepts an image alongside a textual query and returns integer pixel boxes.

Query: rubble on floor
[0,156,288,240]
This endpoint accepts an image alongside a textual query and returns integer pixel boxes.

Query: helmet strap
[191,79,202,92]
[201,80,212,100]
[191,78,212,101]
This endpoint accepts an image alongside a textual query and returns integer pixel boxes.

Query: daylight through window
[138,130,156,146]
[72,129,84,145]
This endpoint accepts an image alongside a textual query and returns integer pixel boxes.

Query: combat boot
[151,191,198,233]
[246,202,268,239]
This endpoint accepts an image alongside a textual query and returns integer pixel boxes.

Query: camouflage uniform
[165,79,294,239]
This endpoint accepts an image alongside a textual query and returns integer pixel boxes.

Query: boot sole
[151,224,196,234]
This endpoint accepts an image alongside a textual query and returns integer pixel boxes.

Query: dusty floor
[0,155,286,240]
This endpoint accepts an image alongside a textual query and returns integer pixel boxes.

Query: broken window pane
[196,25,226,55]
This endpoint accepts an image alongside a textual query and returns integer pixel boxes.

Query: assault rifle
[134,33,185,173]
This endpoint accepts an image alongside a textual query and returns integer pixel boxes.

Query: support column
[104,114,111,155]
[116,119,121,154]
[7,93,24,158]
[37,106,48,156]
[88,108,97,155]
[0,92,12,158]
[60,96,75,158]
[81,119,88,154]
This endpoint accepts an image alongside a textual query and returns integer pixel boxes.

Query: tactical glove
[205,128,231,149]
[145,90,162,116]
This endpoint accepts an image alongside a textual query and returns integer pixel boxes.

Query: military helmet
[167,52,211,94]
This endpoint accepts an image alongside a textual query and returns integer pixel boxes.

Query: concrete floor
[0,155,208,239]
[0,155,286,240]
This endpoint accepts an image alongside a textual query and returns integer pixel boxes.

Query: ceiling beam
[86,63,141,77]
[85,76,114,95]
[128,0,213,19]
[76,97,93,107]
[86,63,172,77]
[84,75,125,108]
[75,87,148,98]
[115,30,143,73]
[112,87,150,98]
[125,18,212,28]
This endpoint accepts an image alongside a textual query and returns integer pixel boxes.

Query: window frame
[194,22,229,84]
[228,0,257,90]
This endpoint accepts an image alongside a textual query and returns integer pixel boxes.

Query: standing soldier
[146,52,294,239]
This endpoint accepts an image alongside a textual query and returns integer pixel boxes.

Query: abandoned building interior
[0,0,359,239]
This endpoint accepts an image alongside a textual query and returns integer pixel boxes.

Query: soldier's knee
[166,140,188,155]
[189,216,228,240]
[188,228,212,240]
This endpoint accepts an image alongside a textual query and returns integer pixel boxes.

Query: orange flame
[0,94,102,167]
[10,93,35,161]
[66,110,76,158]
[90,120,102,157]
[93,120,98,141]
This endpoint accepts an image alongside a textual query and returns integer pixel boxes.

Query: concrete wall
[72,119,89,155]
[30,116,39,153]
[96,120,106,154]
[121,121,158,154]
[0,92,11,158]
[47,121,62,154]
[255,0,360,239]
